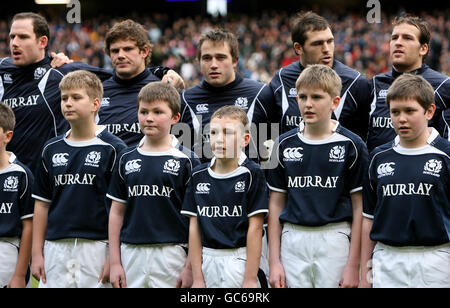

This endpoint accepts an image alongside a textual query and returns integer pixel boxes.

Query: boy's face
[109,39,149,80]
[390,98,435,146]
[200,40,237,88]
[61,88,100,123]
[9,18,47,67]
[297,87,340,126]
[209,116,249,159]
[390,23,428,72]
[295,28,334,68]
[138,100,180,139]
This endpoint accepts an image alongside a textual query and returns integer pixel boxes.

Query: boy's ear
[5,130,13,144]
[331,96,341,111]
[93,98,101,112]
[243,131,251,148]
[171,112,181,125]
[425,103,436,121]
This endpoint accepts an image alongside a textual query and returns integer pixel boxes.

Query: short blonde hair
[211,105,249,133]
[0,103,15,132]
[296,64,342,98]
[59,70,103,100]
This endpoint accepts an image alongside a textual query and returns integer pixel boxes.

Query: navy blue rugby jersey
[363,129,450,247]
[0,153,34,238]
[178,74,276,164]
[98,68,160,147]
[181,153,269,249]
[269,60,371,139]
[0,56,112,173]
[367,65,450,152]
[107,145,200,245]
[267,121,368,227]
[32,127,126,241]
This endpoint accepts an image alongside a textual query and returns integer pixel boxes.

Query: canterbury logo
[289,88,297,97]
[196,104,209,114]
[377,162,395,177]
[52,153,69,166]
[125,159,142,174]
[196,183,211,194]
[283,147,303,161]
[379,90,388,99]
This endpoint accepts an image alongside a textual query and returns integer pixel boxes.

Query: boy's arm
[188,216,205,288]
[359,217,376,288]
[108,200,127,288]
[268,191,287,288]
[31,200,49,284]
[243,214,264,288]
[176,250,193,288]
[8,218,33,288]
[340,191,363,288]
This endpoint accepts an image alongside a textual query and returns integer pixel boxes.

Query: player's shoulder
[334,60,365,82]
[191,162,210,176]
[0,57,15,71]
[429,134,450,158]
[369,140,396,162]
[335,124,366,145]
[97,127,127,151]
[421,65,450,89]
[277,127,300,145]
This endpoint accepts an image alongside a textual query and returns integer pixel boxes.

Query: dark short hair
[291,11,331,46]
[393,15,431,59]
[12,12,50,47]
[0,103,16,132]
[137,82,180,116]
[197,28,239,62]
[105,19,153,66]
[386,74,435,110]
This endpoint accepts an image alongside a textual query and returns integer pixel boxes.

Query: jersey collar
[393,128,440,154]
[392,64,428,79]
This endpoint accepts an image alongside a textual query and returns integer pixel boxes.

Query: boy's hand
[98,257,111,284]
[31,254,46,284]
[8,274,26,288]
[191,279,206,288]
[339,264,359,288]
[242,278,258,288]
[110,263,127,288]
[269,262,286,288]
[176,265,193,288]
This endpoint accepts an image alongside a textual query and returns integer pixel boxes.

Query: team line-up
[0,11,449,288]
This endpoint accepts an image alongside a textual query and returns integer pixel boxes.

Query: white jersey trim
[106,193,126,204]
[32,194,52,204]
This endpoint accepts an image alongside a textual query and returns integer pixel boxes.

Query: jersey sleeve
[180,174,197,217]
[106,153,127,204]
[266,139,287,193]
[347,138,369,194]
[247,167,269,217]
[32,151,52,204]
[362,153,378,220]
[349,76,371,141]
[19,167,35,220]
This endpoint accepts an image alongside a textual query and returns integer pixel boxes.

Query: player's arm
[8,218,32,288]
[267,191,287,288]
[176,250,193,288]
[243,214,265,288]
[359,217,375,288]
[108,200,127,288]
[31,200,50,284]
[188,216,205,288]
[340,191,363,288]
[161,69,185,90]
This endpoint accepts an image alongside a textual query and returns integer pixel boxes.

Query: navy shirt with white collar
[268,121,368,227]
[181,153,268,249]
[364,129,450,247]
[107,143,200,245]
[32,127,126,241]
[0,153,34,238]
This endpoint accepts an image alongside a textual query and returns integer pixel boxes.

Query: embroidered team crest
[235,181,246,193]
[235,97,248,110]
[34,67,47,80]
[4,176,19,192]
[329,146,345,162]
[125,159,142,175]
[85,151,101,167]
[163,159,181,176]
[377,162,395,178]
[423,159,442,177]
[52,153,69,167]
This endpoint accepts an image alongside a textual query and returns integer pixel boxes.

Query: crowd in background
[0,9,448,88]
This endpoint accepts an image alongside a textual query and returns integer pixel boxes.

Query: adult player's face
[138,100,180,139]
[61,88,100,123]
[109,39,149,80]
[297,28,334,67]
[200,41,237,87]
[9,18,47,66]
[209,116,249,159]
[390,23,428,73]
[297,87,339,127]
[389,99,435,148]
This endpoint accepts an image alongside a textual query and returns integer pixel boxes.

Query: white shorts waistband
[283,221,351,233]
[202,247,247,257]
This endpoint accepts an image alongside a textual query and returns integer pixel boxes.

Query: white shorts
[39,238,109,288]
[121,243,187,288]
[0,238,20,288]
[281,222,351,288]
[202,247,268,288]
[372,242,450,288]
